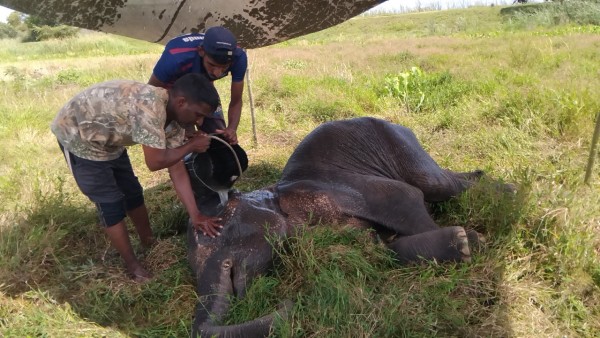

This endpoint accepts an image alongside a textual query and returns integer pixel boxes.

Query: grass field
[1,4,599,337]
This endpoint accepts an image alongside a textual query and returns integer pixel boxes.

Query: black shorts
[59,142,145,227]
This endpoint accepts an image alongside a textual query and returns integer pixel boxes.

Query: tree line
[0,11,78,41]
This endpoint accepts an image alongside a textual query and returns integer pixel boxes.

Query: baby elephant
[187,117,510,337]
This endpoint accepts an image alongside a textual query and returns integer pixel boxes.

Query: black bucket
[185,135,248,211]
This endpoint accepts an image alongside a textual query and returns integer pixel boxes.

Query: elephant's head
[187,189,291,337]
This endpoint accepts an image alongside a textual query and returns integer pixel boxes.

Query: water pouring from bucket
[185,134,248,216]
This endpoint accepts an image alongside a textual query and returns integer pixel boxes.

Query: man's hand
[215,127,238,145]
[187,133,212,153]
[191,212,223,237]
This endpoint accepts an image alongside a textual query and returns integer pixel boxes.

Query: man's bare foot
[127,264,153,283]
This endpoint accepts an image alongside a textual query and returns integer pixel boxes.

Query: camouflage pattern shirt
[51,80,185,161]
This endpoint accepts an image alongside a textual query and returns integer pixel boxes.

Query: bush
[502,1,600,27]
[383,67,473,114]
[22,25,79,42]
[561,1,600,25]
[0,23,18,39]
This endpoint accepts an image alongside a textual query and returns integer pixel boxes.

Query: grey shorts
[59,142,144,227]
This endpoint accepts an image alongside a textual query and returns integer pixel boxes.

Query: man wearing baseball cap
[148,26,248,145]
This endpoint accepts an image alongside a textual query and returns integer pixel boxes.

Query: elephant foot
[453,228,471,263]
[387,226,473,264]
[457,171,517,196]
[466,229,486,252]
[457,169,485,181]
[499,182,517,194]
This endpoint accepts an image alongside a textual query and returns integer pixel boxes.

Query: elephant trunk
[194,301,292,338]
[192,258,292,337]
[197,259,235,325]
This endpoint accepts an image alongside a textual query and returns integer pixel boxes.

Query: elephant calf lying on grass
[186,117,514,337]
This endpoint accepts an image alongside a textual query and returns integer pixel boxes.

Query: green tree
[24,13,59,28]
[7,11,23,28]
[22,14,79,42]
[0,22,18,39]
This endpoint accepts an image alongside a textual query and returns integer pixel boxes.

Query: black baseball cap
[202,26,237,64]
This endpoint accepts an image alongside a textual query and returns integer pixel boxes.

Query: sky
[368,0,513,12]
[0,5,11,22]
[0,1,517,23]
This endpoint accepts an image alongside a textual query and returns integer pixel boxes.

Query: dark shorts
[58,142,145,227]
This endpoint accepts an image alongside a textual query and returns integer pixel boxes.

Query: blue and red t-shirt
[152,33,248,87]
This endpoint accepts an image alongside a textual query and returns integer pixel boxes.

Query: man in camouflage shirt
[52,73,224,282]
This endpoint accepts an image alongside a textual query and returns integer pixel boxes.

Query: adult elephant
[186,117,511,337]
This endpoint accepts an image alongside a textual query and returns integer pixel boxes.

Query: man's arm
[148,74,168,88]
[217,81,244,144]
[168,161,222,237]
[142,134,211,171]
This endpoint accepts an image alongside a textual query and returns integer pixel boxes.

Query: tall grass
[502,1,600,29]
[1,5,599,337]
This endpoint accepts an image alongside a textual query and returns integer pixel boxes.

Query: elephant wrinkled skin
[187,117,511,337]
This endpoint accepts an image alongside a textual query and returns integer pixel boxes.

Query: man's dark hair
[171,73,220,111]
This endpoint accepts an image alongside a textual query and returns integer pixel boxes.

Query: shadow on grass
[423,175,533,337]
[0,155,528,337]
[236,160,284,191]
[0,180,195,336]
[0,160,285,337]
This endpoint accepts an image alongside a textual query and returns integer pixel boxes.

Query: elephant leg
[409,169,484,203]
[383,122,485,202]
[386,226,471,264]
[279,176,445,236]
[418,169,518,202]
[331,175,441,236]
[454,170,485,182]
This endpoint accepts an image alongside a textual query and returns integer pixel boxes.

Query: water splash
[217,189,229,207]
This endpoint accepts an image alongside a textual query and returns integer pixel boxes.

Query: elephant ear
[185,135,248,194]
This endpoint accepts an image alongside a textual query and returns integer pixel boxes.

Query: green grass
[0,33,163,62]
[1,5,600,337]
